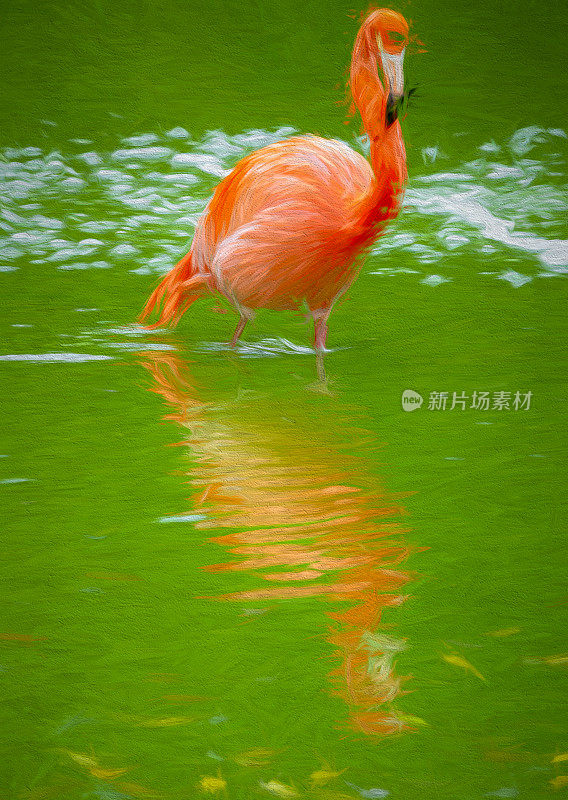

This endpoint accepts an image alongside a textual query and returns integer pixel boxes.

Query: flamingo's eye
[383,30,407,52]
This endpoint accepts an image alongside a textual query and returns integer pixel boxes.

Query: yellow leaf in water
[442,653,487,682]
[137,716,194,727]
[550,775,568,790]
[309,767,346,787]
[395,712,429,727]
[544,654,568,666]
[199,775,227,794]
[553,754,568,764]
[259,780,299,798]
[485,627,521,637]
[59,749,99,768]
[233,747,276,766]
[89,767,129,779]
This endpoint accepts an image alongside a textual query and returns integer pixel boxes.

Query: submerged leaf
[259,779,299,798]
[442,652,486,682]
[395,712,429,727]
[199,775,227,794]
[550,776,568,790]
[58,749,98,768]
[553,754,568,764]
[233,747,276,767]
[309,766,346,787]
[90,767,129,779]
[485,628,521,637]
[137,716,194,727]
[543,654,568,666]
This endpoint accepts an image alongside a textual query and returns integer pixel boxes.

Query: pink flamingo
[139,8,410,350]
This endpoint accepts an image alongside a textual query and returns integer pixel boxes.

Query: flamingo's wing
[211,202,360,312]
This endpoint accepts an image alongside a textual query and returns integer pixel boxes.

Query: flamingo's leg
[316,351,327,383]
[230,315,248,348]
[312,308,331,351]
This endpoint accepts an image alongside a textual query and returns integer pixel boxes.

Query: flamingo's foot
[229,315,248,348]
[307,379,334,396]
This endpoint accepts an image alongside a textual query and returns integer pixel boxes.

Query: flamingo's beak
[381,49,405,99]
[379,46,405,127]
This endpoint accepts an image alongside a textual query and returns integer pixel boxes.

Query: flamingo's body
[140,8,410,349]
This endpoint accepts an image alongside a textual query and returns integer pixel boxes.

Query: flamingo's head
[367,9,409,124]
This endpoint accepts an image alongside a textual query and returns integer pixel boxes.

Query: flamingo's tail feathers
[138,252,209,329]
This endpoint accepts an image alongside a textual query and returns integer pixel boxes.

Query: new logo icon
[402,390,423,412]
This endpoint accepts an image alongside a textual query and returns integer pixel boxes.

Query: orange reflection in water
[140,351,416,737]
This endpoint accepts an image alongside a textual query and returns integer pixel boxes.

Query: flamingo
[139,8,410,351]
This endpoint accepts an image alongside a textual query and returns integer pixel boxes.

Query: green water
[1,1,567,799]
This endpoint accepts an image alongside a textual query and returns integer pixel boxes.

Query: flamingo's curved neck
[365,125,406,226]
[350,27,407,228]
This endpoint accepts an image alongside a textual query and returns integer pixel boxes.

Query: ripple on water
[199,337,328,358]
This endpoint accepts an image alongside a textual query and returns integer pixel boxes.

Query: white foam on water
[110,243,138,259]
[158,513,206,523]
[171,152,229,177]
[31,215,64,229]
[422,146,445,164]
[421,274,451,286]
[112,146,173,162]
[94,168,132,182]
[165,127,190,139]
[0,124,565,290]
[497,271,533,287]
[403,181,568,273]
[101,324,167,337]
[0,353,113,362]
[143,254,175,273]
[161,173,200,186]
[0,246,24,260]
[231,126,296,149]
[479,140,501,154]
[103,342,176,352]
[45,248,89,262]
[122,133,160,146]
[77,220,119,233]
[75,152,103,166]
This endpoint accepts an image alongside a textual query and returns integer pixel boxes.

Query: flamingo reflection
[140,351,416,737]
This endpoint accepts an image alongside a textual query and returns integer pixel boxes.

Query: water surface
[1,0,567,798]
